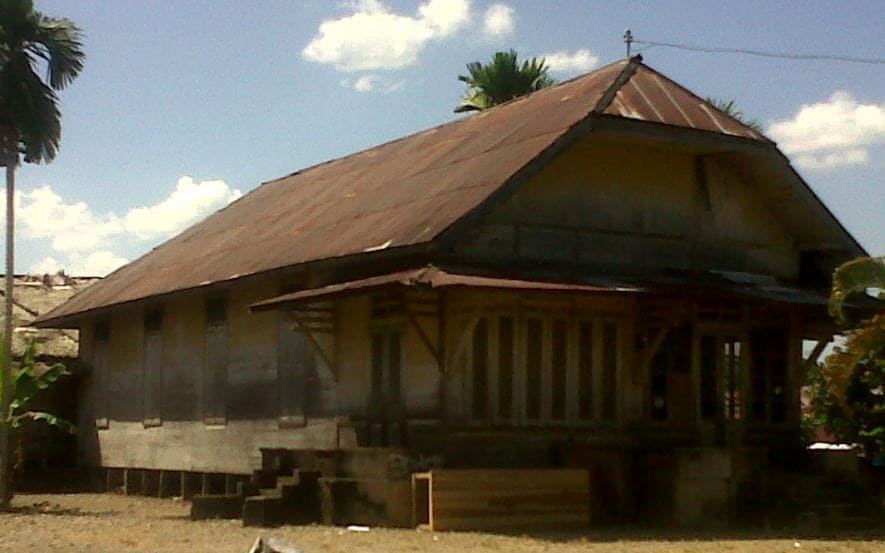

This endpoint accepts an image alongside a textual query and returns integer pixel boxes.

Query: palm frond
[705,96,765,134]
[32,16,85,90]
[455,50,556,113]
[0,0,83,163]
[830,256,885,323]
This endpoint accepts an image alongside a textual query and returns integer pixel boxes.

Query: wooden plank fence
[412,469,589,531]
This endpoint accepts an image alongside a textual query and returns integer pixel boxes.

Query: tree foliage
[3,339,75,434]
[0,0,85,163]
[705,97,765,134]
[808,257,885,460]
[455,50,556,113]
[0,0,83,509]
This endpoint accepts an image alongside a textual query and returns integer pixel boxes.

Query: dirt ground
[0,493,882,553]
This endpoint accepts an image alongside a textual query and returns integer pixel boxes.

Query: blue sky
[9,0,885,275]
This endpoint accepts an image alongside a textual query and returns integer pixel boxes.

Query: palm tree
[455,50,556,113]
[0,0,84,509]
[705,97,765,134]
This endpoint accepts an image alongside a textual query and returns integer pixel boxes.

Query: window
[464,312,621,425]
[723,338,742,421]
[497,316,515,419]
[524,318,543,421]
[601,323,619,421]
[550,319,567,421]
[143,309,163,426]
[94,322,109,428]
[204,298,227,424]
[471,319,489,419]
[577,322,593,420]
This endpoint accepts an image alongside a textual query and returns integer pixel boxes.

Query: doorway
[697,328,744,446]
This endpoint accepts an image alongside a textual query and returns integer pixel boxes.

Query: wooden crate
[411,469,589,531]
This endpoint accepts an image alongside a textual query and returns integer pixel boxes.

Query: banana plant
[2,338,75,434]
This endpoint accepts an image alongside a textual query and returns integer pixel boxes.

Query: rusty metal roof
[37,56,781,326]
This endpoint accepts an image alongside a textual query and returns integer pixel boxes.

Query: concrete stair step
[190,494,245,520]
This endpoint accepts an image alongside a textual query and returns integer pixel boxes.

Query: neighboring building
[2,272,100,484]
[3,272,99,359]
[35,57,865,526]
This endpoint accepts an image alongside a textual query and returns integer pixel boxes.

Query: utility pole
[624,29,633,57]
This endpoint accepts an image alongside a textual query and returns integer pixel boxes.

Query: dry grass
[0,493,882,553]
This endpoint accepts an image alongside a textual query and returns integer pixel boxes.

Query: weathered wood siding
[78,277,338,474]
[456,137,798,278]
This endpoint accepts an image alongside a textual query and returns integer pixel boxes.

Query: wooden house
[35,56,865,527]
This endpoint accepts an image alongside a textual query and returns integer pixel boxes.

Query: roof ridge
[635,60,771,143]
[592,55,644,113]
[263,58,635,189]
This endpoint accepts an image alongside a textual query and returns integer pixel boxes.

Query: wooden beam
[288,322,334,334]
[641,325,670,376]
[801,339,830,375]
[403,300,441,369]
[637,305,687,382]
[299,326,336,380]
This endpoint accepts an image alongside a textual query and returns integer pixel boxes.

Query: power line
[630,37,885,65]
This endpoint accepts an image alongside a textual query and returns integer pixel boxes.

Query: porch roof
[249,265,837,313]
[250,266,637,312]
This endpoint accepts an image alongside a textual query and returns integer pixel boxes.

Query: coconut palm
[455,50,556,113]
[705,97,765,134]
[0,0,84,509]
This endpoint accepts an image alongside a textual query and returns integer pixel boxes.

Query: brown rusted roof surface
[38,56,773,326]
[250,266,633,311]
[601,64,767,141]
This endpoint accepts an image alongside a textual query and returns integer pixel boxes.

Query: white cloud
[767,91,885,170]
[8,176,241,276]
[482,4,514,37]
[341,74,407,93]
[419,0,471,35]
[355,75,380,92]
[541,49,599,74]
[302,0,470,71]
[67,251,129,277]
[123,176,242,240]
[15,186,122,253]
[29,256,63,275]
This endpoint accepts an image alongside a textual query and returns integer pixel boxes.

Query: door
[697,328,744,446]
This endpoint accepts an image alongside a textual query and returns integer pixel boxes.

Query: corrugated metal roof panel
[38,57,789,325]
[603,64,767,141]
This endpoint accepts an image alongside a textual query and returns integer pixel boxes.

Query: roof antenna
[624,29,633,57]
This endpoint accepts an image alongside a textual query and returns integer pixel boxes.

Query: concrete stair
[191,447,417,527]
[243,469,321,527]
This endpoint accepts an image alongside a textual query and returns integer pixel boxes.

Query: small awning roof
[250,266,636,312]
[250,265,839,313]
